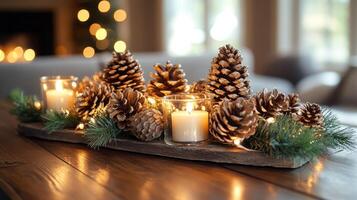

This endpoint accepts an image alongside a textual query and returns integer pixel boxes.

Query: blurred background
[1,0,357,122]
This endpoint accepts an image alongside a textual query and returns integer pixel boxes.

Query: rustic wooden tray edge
[17,123,310,168]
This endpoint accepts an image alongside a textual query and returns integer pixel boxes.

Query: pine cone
[190,80,207,93]
[129,108,163,141]
[210,98,259,144]
[254,89,289,119]
[147,61,187,98]
[76,82,112,121]
[107,88,146,130]
[298,103,323,129]
[102,51,146,93]
[207,44,251,102]
[287,93,301,117]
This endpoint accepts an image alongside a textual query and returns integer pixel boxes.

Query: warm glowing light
[24,49,35,61]
[95,168,110,184]
[55,80,64,91]
[114,9,127,22]
[77,9,90,22]
[234,138,242,146]
[7,51,18,63]
[0,49,5,62]
[34,101,41,110]
[95,28,107,40]
[77,123,85,130]
[98,0,111,13]
[89,23,101,35]
[90,118,96,123]
[148,97,156,105]
[266,117,276,124]
[14,46,24,57]
[186,102,194,113]
[114,40,126,52]
[83,46,95,58]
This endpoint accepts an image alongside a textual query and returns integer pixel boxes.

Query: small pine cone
[298,103,323,129]
[210,98,259,144]
[147,61,188,98]
[190,80,207,93]
[107,88,146,130]
[254,89,289,119]
[76,82,112,121]
[207,44,251,102]
[129,108,163,141]
[102,51,146,93]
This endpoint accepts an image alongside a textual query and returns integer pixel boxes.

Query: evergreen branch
[9,89,42,122]
[42,110,80,133]
[84,113,122,149]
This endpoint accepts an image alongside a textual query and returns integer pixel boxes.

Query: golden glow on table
[114,40,126,52]
[95,28,107,40]
[77,9,90,22]
[45,80,75,111]
[83,47,95,58]
[114,9,127,22]
[98,0,111,13]
[171,102,209,142]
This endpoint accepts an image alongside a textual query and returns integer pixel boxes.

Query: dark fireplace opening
[0,11,55,56]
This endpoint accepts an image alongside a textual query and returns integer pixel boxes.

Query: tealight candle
[41,76,78,111]
[162,93,211,146]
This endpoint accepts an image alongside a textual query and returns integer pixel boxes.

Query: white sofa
[0,49,294,98]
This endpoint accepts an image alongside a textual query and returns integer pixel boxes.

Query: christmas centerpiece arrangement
[11,44,355,168]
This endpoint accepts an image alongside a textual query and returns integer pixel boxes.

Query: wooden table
[0,101,356,200]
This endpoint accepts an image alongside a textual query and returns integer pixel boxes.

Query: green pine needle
[84,113,122,148]
[244,111,356,159]
[9,89,42,122]
[42,110,80,133]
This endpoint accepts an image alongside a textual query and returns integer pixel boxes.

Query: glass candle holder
[40,76,78,111]
[162,93,212,146]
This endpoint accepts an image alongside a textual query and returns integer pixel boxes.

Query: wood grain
[18,123,309,168]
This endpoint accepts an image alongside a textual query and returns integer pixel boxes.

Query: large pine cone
[207,44,251,102]
[287,93,301,117]
[129,108,163,141]
[107,88,146,130]
[210,98,259,144]
[254,89,289,119]
[102,51,146,93]
[190,80,207,93]
[298,103,323,129]
[147,61,187,98]
[76,82,112,121]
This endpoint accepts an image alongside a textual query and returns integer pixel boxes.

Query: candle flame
[186,102,194,113]
[55,80,64,91]
[34,101,41,110]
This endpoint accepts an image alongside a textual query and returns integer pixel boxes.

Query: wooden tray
[17,123,309,168]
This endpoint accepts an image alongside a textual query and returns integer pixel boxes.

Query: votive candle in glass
[40,76,78,111]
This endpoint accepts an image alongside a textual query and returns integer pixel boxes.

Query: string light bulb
[95,28,107,40]
[98,0,111,13]
[114,9,127,22]
[77,9,90,22]
[24,49,36,61]
[114,40,126,52]
[83,46,95,58]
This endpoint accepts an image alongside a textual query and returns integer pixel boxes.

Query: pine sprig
[244,111,356,159]
[9,89,42,122]
[42,110,80,133]
[84,112,123,148]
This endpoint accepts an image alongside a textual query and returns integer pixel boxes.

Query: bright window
[299,0,350,64]
[164,0,241,56]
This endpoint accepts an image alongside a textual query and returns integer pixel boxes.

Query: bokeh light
[114,9,127,22]
[24,49,36,61]
[89,23,101,36]
[0,49,5,62]
[13,46,24,57]
[83,46,95,58]
[95,28,107,40]
[98,0,111,13]
[114,40,126,52]
[77,9,90,22]
[96,39,110,50]
[7,51,18,63]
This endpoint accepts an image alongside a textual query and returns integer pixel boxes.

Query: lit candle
[45,80,75,111]
[171,102,209,142]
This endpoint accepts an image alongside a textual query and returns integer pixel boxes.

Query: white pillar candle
[45,80,74,111]
[171,102,209,142]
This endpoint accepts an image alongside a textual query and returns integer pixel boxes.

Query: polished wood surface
[1,101,356,199]
[18,123,308,168]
